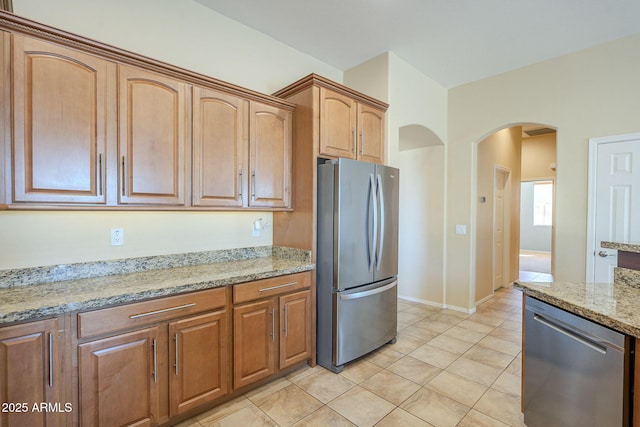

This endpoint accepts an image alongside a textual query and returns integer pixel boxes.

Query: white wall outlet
[111,228,124,246]
[455,224,467,235]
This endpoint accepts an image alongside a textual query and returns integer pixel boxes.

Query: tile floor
[177,286,525,427]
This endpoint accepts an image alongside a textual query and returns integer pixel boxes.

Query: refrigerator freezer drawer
[334,279,397,367]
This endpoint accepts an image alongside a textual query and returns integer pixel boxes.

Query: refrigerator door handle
[339,280,397,301]
[369,173,377,273]
[375,173,385,270]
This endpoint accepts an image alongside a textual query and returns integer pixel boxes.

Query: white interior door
[494,169,508,290]
[588,135,640,283]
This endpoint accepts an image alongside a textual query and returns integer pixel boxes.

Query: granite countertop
[514,280,640,338]
[0,246,314,325]
[602,241,640,254]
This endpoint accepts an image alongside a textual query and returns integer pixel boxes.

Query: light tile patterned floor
[177,286,525,427]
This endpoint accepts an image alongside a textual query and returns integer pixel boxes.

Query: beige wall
[448,33,640,309]
[5,0,342,269]
[475,127,522,303]
[521,134,557,181]
[398,145,445,305]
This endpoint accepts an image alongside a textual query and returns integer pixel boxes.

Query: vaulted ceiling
[195,0,640,88]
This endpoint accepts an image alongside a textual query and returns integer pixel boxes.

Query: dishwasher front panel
[524,296,630,427]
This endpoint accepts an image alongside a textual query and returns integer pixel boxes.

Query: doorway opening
[519,180,554,281]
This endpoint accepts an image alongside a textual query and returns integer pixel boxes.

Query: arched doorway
[474,124,556,305]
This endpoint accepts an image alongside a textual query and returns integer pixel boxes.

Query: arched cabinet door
[118,64,187,206]
[249,101,291,208]
[319,87,357,160]
[12,35,109,204]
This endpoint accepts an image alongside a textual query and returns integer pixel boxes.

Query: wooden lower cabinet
[78,326,162,427]
[233,299,276,389]
[0,318,62,427]
[279,290,312,369]
[169,310,228,417]
[233,288,312,390]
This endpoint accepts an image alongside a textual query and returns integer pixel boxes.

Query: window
[533,181,553,226]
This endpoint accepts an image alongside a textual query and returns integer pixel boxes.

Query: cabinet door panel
[249,102,291,208]
[279,290,311,369]
[169,310,228,416]
[78,327,160,427]
[192,87,247,207]
[119,65,185,205]
[233,300,275,389]
[12,35,108,203]
[357,104,385,164]
[0,319,58,427]
[319,88,357,160]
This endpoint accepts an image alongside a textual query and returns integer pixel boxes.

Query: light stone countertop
[602,241,640,254]
[0,247,314,325]
[514,280,640,338]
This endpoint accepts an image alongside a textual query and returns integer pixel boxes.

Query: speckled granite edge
[615,267,640,288]
[514,280,640,338]
[0,255,315,324]
[0,246,310,289]
[602,241,640,254]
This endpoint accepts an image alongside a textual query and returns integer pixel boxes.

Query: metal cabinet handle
[48,332,53,388]
[251,172,256,200]
[270,308,275,342]
[174,333,179,375]
[352,129,356,152]
[129,303,196,319]
[360,130,364,155]
[283,305,288,337]
[152,339,157,383]
[259,281,298,292]
[121,156,126,196]
[239,170,243,197]
[98,153,103,196]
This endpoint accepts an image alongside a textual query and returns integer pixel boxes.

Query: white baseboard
[398,295,476,314]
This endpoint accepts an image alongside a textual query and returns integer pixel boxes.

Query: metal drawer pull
[129,303,196,319]
[258,281,298,292]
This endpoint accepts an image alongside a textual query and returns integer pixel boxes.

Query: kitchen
[1,0,640,426]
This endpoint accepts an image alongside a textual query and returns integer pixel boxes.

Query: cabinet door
[357,104,385,164]
[78,327,161,427]
[249,102,291,208]
[192,87,247,207]
[279,290,312,369]
[118,65,186,205]
[233,299,275,389]
[319,87,357,160]
[0,319,59,427]
[12,35,109,204]
[169,310,228,416]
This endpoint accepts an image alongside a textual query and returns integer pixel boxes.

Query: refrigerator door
[334,158,376,290]
[373,165,399,282]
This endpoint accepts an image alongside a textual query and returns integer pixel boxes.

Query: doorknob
[598,250,612,258]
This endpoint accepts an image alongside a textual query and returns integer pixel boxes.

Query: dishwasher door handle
[533,314,607,354]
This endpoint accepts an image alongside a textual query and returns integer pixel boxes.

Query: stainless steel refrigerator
[317,158,399,373]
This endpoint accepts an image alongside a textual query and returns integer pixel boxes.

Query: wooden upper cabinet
[0,318,61,427]
[249,102,292,208]
[319,87,357,159]
[357,103,385,164]
[118,65,187,205]
[12,35,109,204]
[192,87,247,208]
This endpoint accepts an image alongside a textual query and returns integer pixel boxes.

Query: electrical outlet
[111,228,124,246]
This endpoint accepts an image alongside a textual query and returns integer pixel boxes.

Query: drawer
[78,287,227,339]
[233,271,311,304]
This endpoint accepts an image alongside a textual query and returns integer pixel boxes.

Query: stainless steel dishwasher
[524,296,631,426]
